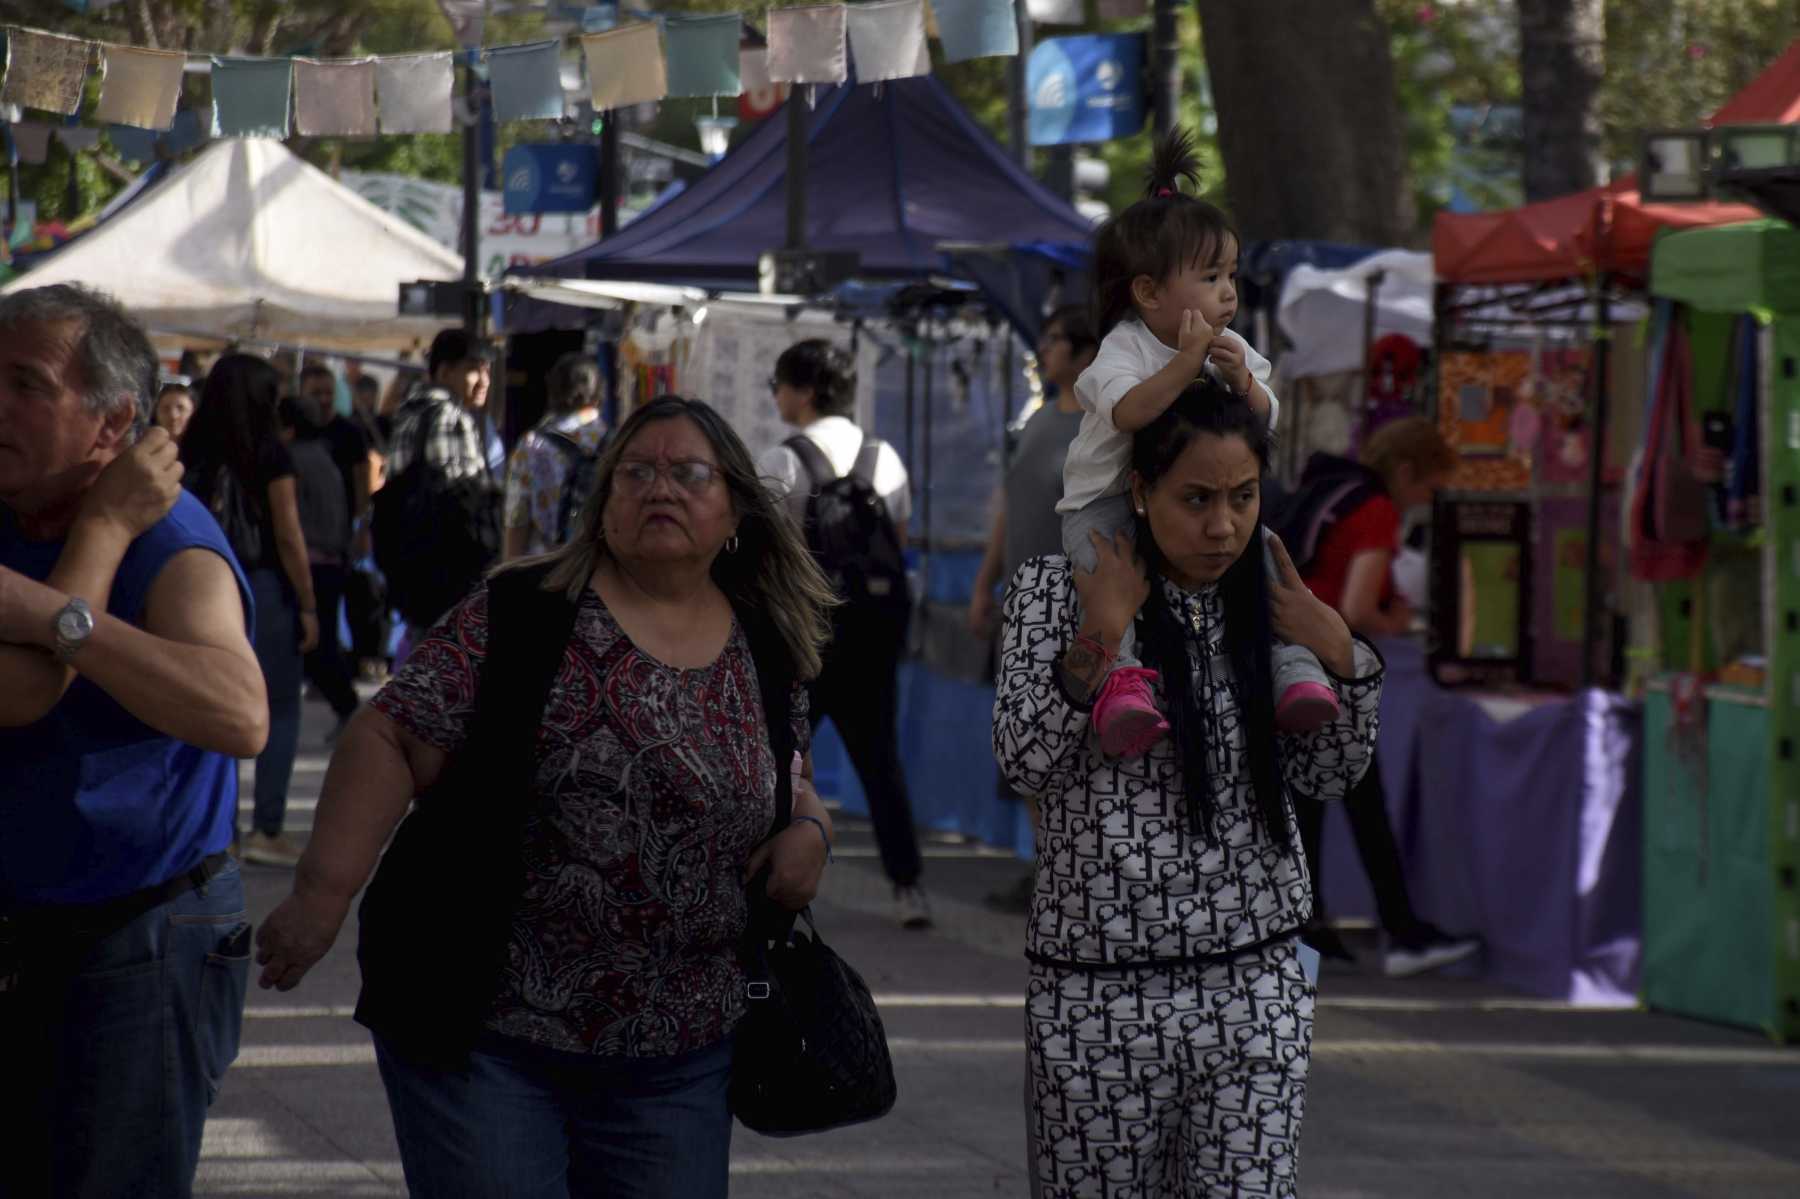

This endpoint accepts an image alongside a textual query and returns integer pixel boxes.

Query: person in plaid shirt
[386,329,491,482]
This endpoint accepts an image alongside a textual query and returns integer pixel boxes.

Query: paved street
[199,696,1800,1197]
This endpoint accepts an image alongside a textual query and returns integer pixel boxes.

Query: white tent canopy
[3,139,464,351]
[1276,249,1435,381]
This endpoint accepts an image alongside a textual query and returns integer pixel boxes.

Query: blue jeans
[374,1032,735,1199]
[248,567,302,836]
[0,858,250,1198]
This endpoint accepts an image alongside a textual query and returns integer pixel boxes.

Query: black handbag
[730,904,899,1136]
[728,613,897,1135]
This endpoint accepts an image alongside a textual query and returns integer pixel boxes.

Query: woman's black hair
[179,352,283,519]
[1043,303,1098,359]
[1091,127,1240,339]
[774,339,856,418]
[1129,377,1287,848]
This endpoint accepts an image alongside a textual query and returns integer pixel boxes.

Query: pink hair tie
[1156,187,1175,198]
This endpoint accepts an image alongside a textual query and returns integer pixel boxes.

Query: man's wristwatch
[52,596,95,663]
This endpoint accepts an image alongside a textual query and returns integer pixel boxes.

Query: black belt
[0,851,232,944]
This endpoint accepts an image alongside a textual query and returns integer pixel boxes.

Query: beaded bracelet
[792,814,833,863]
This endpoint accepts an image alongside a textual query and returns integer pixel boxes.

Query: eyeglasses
[767,375,783,394]
[615,459,721,494]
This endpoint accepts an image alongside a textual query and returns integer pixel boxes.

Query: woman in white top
[1061,128,1337,762]
[758,339,931,930]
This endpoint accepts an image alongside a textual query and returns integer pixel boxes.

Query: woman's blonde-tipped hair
[1359,416,1458,490]
[500,396,838,681]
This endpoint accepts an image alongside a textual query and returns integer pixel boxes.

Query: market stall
[1640,218,1800,1042]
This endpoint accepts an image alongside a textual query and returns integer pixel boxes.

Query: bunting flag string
[0,2,1062,152]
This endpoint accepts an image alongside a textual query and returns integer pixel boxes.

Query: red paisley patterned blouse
[372,581,810,1058]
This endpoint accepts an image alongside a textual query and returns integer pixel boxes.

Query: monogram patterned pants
[1025,941,1314,1198]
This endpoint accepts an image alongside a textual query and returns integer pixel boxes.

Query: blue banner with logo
[1027,34,1146,147]
[503,143,599,215]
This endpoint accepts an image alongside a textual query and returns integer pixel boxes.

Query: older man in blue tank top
[0,284,267,1198]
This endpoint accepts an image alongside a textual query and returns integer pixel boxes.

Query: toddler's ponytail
[1145,127,1204,201]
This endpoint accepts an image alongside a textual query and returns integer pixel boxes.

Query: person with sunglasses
[254,397,838,1197]
[758,338,931,930]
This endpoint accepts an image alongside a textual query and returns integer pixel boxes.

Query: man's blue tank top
[0,491,254,906]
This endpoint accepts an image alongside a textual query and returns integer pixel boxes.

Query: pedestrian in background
[501,351,608,559]
[760,338,932,929]
[968,304,1099,913]
[182,352,320,869]
[0,283,265,1197]
[255,396,836,1198]
[995,380,1384,1196]
[153,380,195,441]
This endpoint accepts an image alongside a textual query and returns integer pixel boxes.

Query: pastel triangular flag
[95,45,184,130]
[581,24,668,110]
[55,125,100,151]
[294,58,377,137]
[9,121,51,164]
[934,0,1019,64]
[107,123,158,162]
[847,0,931,84]
[767,5,848,86]
[486,40,565,122]
[662,14,742,98]
[1024,0,1082,24]
[377,53,454,135]
[3,29,91,116]
[211,57,292,138]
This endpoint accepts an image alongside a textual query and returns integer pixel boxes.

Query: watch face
[57,605,93,641]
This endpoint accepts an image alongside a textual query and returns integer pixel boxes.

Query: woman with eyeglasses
[252,397,839,1197]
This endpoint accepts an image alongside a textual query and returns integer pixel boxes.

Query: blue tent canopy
[513,75,1093,291]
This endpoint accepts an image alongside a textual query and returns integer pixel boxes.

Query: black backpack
[541,427,608,546]
[371,401,501,629]
[1266,452,1385,577]
[290,437,352,562]
[784,435,910,634]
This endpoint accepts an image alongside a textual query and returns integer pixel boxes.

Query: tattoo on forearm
[1058,643,1106,702]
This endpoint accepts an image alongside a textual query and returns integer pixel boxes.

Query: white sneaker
[1383,928,1481,978]
[241,830,305,869]
[894,885,933,930]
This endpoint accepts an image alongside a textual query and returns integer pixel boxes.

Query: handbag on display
[730,902,898,1136]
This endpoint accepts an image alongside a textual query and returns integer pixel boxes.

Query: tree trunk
[1519,0,1606,201]
[1193,0,1415,244]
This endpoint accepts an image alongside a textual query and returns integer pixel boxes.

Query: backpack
[1266,453,1385,578]
[784,434,910,635]
[541,427,608,546]
[290,437,351,561]
[371,401,502,629]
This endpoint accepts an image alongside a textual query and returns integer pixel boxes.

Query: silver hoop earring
[726,535,740,553]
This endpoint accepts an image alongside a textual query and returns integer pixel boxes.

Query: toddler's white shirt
[1058,319,1279,514]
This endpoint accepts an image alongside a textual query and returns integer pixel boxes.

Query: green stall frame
[1645,219,1800,1042]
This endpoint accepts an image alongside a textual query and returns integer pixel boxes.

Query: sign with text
[1027,34,1146,147]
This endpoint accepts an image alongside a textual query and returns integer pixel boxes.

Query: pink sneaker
[1093,666,1170,758]
[1275,681,1340,733]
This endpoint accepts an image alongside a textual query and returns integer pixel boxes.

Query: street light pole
[1152,0,1181,137]
[785,90,807,251]
[460,51,482,338]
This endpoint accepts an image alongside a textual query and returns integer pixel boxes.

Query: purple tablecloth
[1320,637,1643,1005]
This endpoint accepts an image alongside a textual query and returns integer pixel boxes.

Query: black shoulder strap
[849,436,883,486]
[736,601,795,836]
[784,434,837,489]
[458,563,579,803]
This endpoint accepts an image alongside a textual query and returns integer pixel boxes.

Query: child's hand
[1206,332,1253,397]
[1177,309,1216,369]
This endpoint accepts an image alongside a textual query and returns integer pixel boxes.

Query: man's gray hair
[0,284,159,437]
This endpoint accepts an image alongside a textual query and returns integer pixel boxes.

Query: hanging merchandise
[105,122,157,161]
[846,0,931,84]
[2,28,90,115]
[376,52,455,135]
[438,0,487,49]
[8,119,51,163]
[766,4,849,86]
[934,0,1020,65]
[93,45,184,130]
[662,14,743,98]
[486,40,566,122]
[581,23,668,110]
[210,57,292,138]
[293,58,378,137]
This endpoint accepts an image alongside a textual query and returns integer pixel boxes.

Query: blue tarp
[512,74,1092,290]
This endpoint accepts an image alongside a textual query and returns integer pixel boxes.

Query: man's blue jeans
[374,1031,735,1199]
[247,566,302,837]
[0,858,251,1198]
